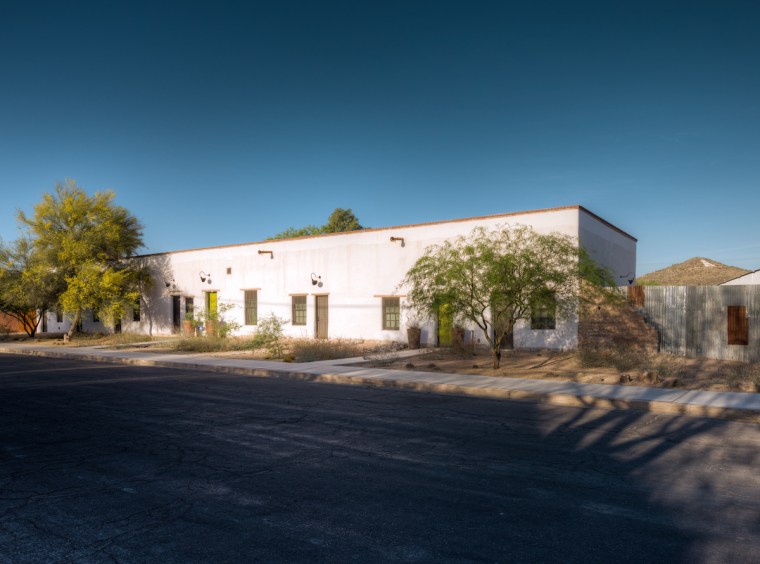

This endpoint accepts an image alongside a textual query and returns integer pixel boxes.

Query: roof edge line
[137,204,635,257]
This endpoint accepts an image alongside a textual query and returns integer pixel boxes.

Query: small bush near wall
[250,314,286,358]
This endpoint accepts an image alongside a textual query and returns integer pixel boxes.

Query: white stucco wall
[49,206,637,350]
[578,209,637,284]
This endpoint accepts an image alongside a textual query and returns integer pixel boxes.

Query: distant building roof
[721,268,760,285]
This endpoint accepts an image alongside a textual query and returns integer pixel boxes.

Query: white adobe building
[40,205,636,350]
[722,270,760,285]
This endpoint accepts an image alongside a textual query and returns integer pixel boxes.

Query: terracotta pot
[452,326,465,348]
[182,319,194,336]
[205,320,216,337]
[407,327,422,349]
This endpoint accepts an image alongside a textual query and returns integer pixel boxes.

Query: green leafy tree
[323,207,362,233]
[269,207,363,239]
[15,180,145,338]
[269,225,323,240]
[399,225,616,368]
[0,237,58,336]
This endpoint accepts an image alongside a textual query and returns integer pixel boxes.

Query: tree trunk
[492,348,501,369]
[21,312,38,337]
[4,310,39,337]
[66,311,80,339]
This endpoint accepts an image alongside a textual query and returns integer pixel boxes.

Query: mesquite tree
[400,225,615,368]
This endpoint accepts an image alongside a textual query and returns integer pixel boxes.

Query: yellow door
[437,303,452,346]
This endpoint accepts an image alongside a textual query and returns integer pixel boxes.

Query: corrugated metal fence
[632,285,760,362]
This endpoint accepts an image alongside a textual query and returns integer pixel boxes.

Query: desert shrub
[214,303,241,338]
[578,347,648,373]
[724,362,760,392]
[107,332,157,346]
[172,336,249,353]
[578,348,614,368]
[69,332,108,343]
[192,302,240,338]
[173,336,226,352]
[290,338,362,362]
[652,361,674,379]
[251,313,287,358]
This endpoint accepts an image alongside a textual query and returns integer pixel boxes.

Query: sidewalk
[3,341,760,423]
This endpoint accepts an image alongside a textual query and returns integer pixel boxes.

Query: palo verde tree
[14,180,145,338]
[0,236,58,336]
[399,225,616,369]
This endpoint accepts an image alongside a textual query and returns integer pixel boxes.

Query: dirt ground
[364,347,760,393]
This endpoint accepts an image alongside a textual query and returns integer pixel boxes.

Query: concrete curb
[2,345,760,423]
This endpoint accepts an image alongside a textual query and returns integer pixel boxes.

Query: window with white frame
[382,297,400,330]
[530,291,556,330]
[292,295,306,326]
[244,290,258,325]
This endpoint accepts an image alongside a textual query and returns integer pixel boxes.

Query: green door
[437,303,453,346]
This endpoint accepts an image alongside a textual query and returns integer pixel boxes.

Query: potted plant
[204,310,218,337]
[406,315,422,349]
[182,311,196,336]
[452,319,466,349]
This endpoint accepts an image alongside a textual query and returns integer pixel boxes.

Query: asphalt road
[2,354,760,563]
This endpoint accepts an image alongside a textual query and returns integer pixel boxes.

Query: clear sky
[1,0,758,275]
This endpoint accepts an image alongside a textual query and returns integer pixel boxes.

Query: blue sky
[1,0,758,274]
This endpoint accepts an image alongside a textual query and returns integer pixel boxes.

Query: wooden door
[728,305,749,345]
[315,295,328,339]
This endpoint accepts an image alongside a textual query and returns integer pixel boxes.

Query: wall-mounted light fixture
[311,273,321,286]
[258,250,273,258]
[199,271,212,284]
[619,272,635,285]
[390,236,404,243]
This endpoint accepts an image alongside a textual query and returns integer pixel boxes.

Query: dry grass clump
[70,332,162,347]
[578,347,681,383]
[172,336,250,353]
[723,363,760,393]
[578,347,643,372]
[289,338,363,362]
